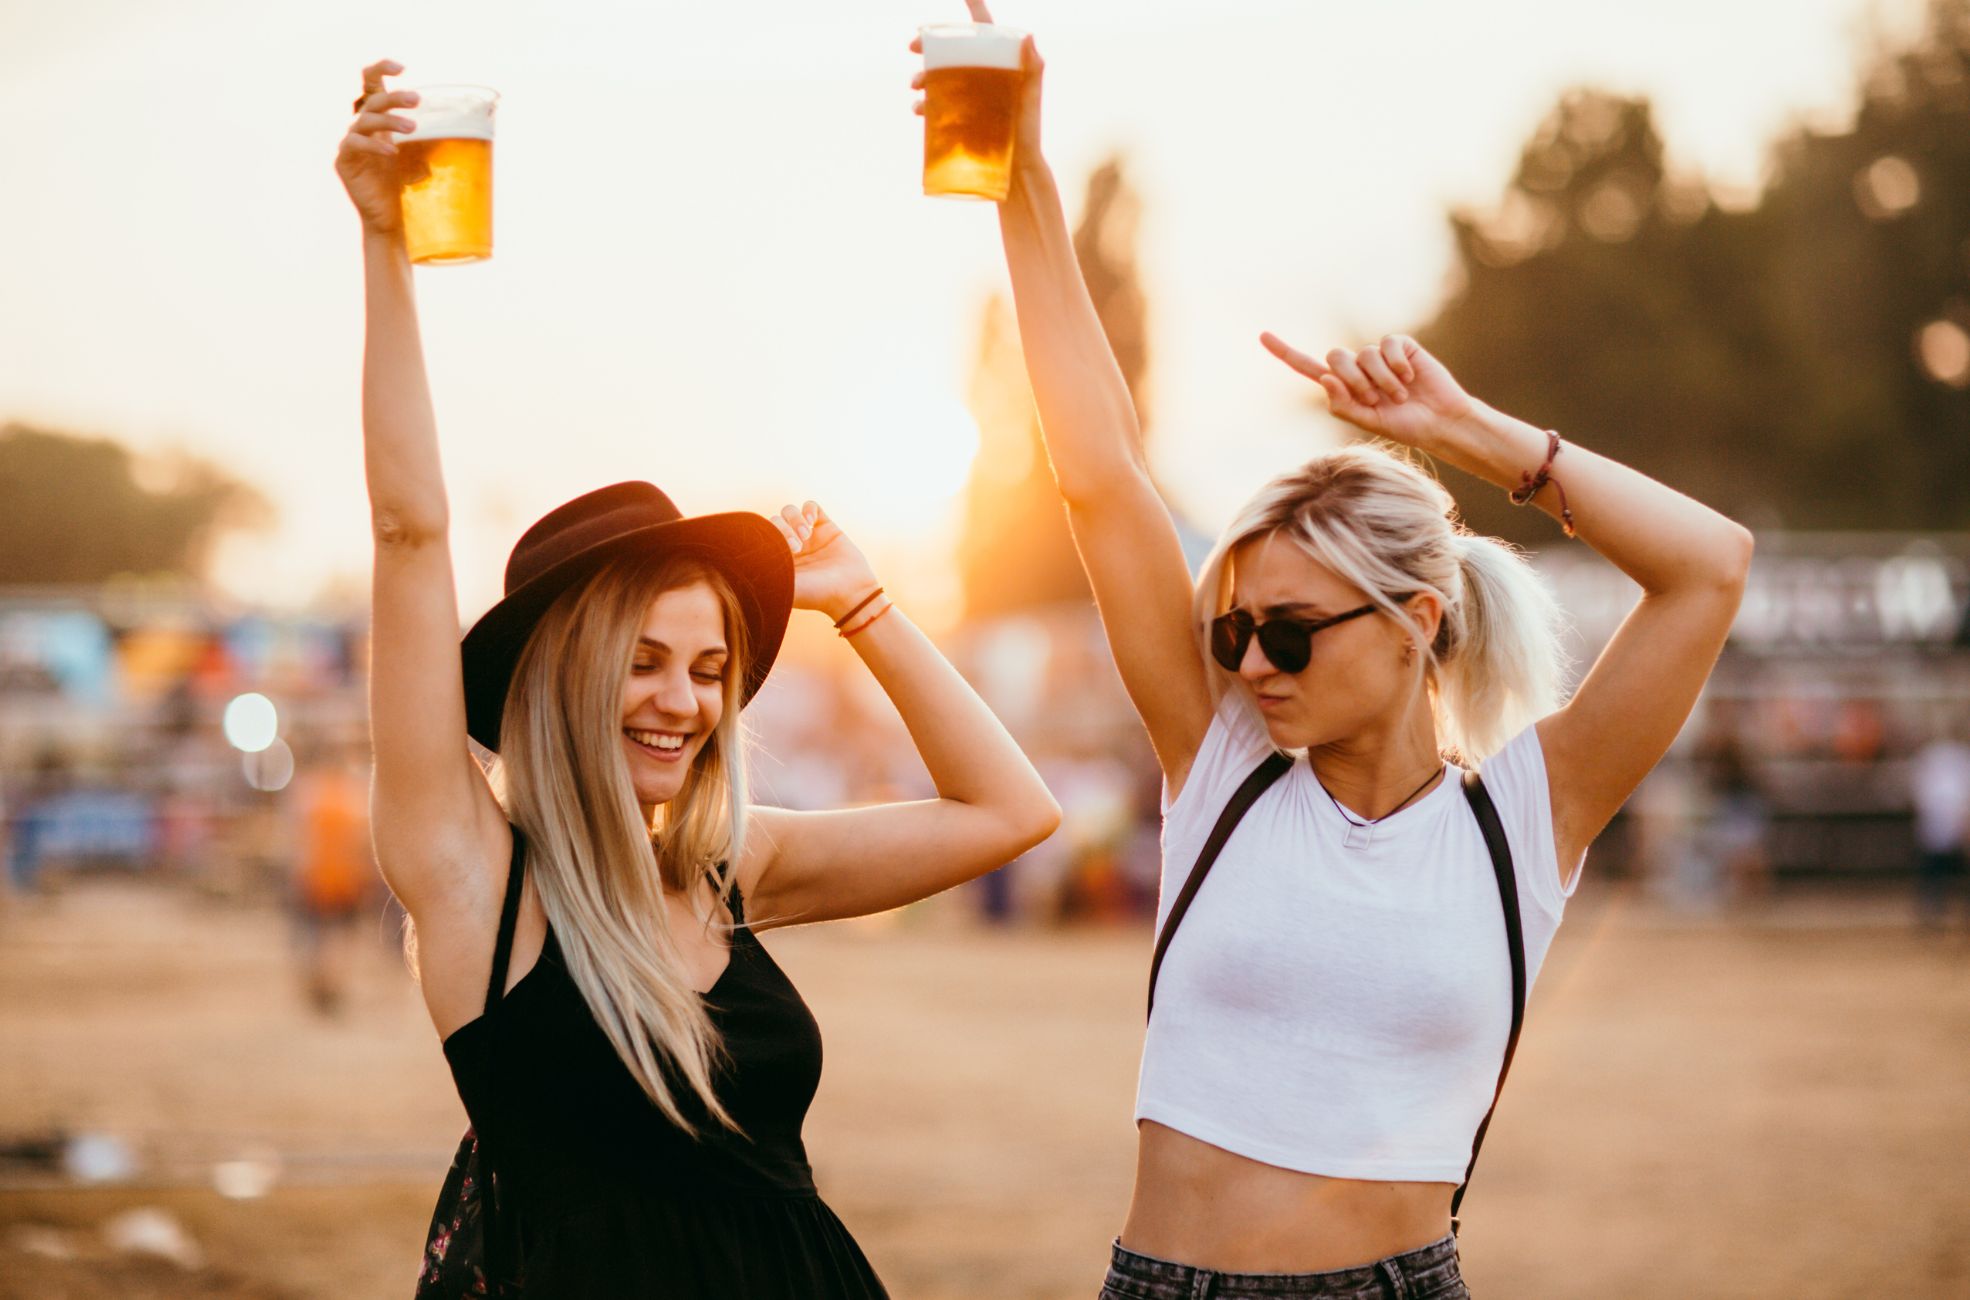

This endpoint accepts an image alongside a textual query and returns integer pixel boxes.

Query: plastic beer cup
[919,24,1024,201]
[398,85,498,265]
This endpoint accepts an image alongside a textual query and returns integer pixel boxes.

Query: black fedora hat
[459,482,794,751]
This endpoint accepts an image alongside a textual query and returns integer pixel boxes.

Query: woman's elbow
[1717,522,1755,590]
[1004,788,1064,858]
[372,504,449,550]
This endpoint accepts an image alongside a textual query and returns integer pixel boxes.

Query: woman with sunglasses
[925,7,1754,1296]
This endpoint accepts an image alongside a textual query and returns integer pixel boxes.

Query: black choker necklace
[1316,764,1444,849]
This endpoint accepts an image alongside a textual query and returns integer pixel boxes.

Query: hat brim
[459,511,793,751]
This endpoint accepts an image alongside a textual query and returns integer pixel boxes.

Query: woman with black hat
[339,60,1059,1298]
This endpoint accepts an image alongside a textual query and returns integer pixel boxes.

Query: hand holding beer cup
[336,62,497,264]
[912,0,1044,201]
[336,60,419,236]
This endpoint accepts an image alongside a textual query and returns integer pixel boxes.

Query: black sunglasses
[1209,595,1411,674]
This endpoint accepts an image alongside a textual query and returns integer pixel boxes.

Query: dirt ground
[2,876,1967,1300]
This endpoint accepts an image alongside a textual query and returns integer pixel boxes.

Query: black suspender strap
[485,828,529,1013]
[481,827,527,1293]
[1147,751,1292,1021]
[1453,769,1528,1237]
[721,867,745,930]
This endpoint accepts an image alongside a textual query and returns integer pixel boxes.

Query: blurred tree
[958,157,1150,619]
[0,424,268,586]
[1418,0,1970,541]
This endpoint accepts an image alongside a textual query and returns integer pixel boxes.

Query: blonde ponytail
[1195,444,1570,765]
[1433,532,1567,763]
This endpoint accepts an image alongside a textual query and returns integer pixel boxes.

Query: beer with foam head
[399,85,498,265]
[919,24,1023,202]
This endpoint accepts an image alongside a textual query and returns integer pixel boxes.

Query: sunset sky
[0,0,1926,622]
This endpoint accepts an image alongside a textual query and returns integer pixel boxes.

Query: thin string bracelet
[832,587,885,629]
[840,599,895,640]
[1508,429,1577,538]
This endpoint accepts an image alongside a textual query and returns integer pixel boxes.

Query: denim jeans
[1098,1233,1469,1300]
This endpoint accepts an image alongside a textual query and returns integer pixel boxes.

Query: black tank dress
[441,831,889,1297]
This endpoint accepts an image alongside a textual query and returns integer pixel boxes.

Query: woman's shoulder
[1475,720,1581,913]
[1163,688,1279,825]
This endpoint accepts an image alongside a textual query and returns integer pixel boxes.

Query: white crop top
[1134,692,1582,1183]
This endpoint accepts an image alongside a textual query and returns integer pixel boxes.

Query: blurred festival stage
[1,876,1966,1299]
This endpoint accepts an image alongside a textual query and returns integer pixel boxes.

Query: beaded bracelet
[1508,429,1577,538]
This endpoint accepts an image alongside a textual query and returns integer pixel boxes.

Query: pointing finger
[1259,331,1331,382]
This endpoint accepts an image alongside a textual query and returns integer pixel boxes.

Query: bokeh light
[222,692,279,753]
[1915,318,1970,387]
[241,737,295,793]
[1855,154,1921,219]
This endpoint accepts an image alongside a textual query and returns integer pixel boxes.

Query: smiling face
[1227,530,1438,751]
[619,580,731,812]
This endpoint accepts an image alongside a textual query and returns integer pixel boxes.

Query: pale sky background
[0,0,1927,623]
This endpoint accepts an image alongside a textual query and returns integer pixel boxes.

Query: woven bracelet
[840,600,895,640]
[832,587,885,629]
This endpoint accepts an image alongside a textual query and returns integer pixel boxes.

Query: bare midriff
[1120,1121,1456,1274]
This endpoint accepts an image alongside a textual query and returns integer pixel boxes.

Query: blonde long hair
[495,552,752,1133]
[1192,444,1569,765]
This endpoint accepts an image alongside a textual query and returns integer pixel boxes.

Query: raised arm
[742,504,1060,928]
[1264,333,1754,883]
[336,62,506,935]
[917,7,1213,790]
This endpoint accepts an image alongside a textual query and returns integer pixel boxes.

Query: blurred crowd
[5,533,1970,975]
